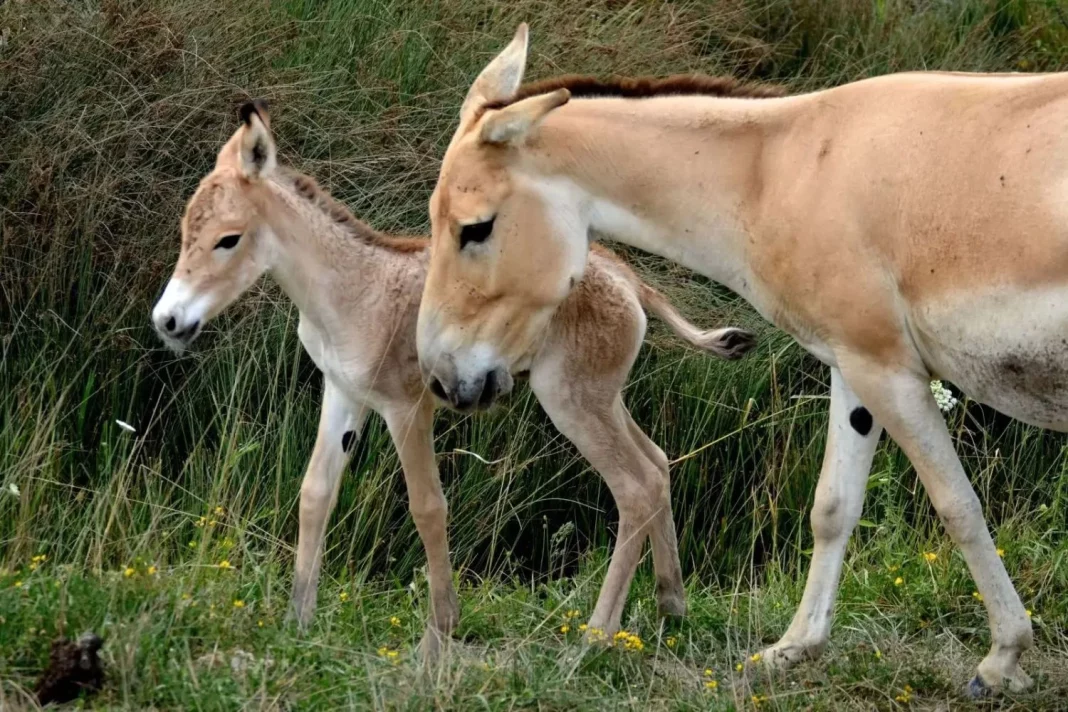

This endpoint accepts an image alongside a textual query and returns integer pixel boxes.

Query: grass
[1,0,1067,708]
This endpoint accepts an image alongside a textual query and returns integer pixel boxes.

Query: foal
[151,102,755,654]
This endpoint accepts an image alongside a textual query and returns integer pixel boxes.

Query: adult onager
[150,101,755,655]
[416,24,1068,693]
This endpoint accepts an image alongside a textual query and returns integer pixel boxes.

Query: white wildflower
[930,380,958,413]
[6,482,18,497]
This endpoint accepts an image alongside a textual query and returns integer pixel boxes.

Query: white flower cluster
[930,380,959,413]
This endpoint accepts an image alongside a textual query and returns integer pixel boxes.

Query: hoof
[418,627,449,666]
[656,593,687,619]
[759,640,821,671]
[966,675,993,699]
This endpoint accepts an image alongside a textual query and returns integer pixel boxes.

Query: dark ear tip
[238,99,270,126]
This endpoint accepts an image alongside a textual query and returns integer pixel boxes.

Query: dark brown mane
[482,74,786,111]
[285,171,427,254]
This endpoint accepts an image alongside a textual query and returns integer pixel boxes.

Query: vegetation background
[2,0,1067,708]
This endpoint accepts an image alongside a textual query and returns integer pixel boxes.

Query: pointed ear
[237,100,276,181]
[461,23,529,120]
[480,88,570,144]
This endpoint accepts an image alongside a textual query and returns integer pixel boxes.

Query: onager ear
[237,100,276,181]
[461,23,529,121]
[480,89,570,145]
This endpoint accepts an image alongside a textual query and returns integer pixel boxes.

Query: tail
[636,281,756,360]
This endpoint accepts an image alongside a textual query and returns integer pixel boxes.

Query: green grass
[1,0,1068,708]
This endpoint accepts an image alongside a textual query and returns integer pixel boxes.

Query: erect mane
[482,73,786,111]
[283,171,426,254]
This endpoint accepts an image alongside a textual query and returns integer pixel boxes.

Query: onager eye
[459,218,495,250]
[214,233,242,250]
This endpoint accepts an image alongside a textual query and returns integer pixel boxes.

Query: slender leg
[533,371,668,635]
[290,379,366,627]
[382,400,458,663]
[762,367,881,667]
[624,412,686,617]
[840,358,1033,694]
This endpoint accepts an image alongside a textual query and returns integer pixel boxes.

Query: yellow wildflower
[258,620,264,628]
[705,680,718,690]
[215,506,225,516]
[997,548,1005,558]
[875,649,882,659]
[188,540,197,549]
[147,566,158,576]
[750,652,762,663]
[181,592,191,601]
[888,564,900,572]
[923,551,937,563]
[578,623,588,632]
[233,599,245,608]
[735,663,744,672]
[390,616,401,627]
[339,591,349,602]
[565,609,581,619]
[894,577,904,587]
[13,580,22,589]
[217,560,232,570]
[1026,609,1033,618]
[195,516,207,528]
[704,668,714,677]
[560,624,570,634]
[666,636,677,648]
[973,591,984,602]
[123,567,135,578]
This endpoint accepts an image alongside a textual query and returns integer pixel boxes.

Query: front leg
[761,367,880,667]
[382,401,458,663]
[290,379,366,628]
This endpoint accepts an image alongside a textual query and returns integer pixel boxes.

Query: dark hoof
[967,675,993,699]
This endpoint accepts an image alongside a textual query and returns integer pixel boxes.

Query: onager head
[152,101,281,352]
[417,24,587,410]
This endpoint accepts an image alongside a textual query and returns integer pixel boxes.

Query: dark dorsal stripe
[283,170,426,254]
[482,73,786,112]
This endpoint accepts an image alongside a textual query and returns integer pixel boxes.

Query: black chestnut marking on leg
[341,430,355,453]
[849,406,873,436]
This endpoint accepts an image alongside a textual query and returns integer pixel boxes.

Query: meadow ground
[2,0,1068,709]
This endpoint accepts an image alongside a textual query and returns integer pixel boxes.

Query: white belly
[297,316,383,411]
[912,286,1068,430]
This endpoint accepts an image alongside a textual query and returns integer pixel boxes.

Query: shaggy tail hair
[636,281,756,360]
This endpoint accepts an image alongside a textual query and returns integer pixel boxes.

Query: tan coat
[151,102,754,655]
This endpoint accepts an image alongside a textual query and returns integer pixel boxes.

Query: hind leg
[533,369,672,634]
[624,413,686,618]
[841,356,1033,694]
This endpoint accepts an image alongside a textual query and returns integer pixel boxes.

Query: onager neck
[259,173,423,330]
[537,95,799,312]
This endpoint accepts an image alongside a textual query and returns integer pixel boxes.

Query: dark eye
[459,218,494,250]
[214,233,241,250]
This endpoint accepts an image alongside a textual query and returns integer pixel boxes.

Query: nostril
[165,316,176,333]
[429,378,448,402]
[478,370,497,408]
